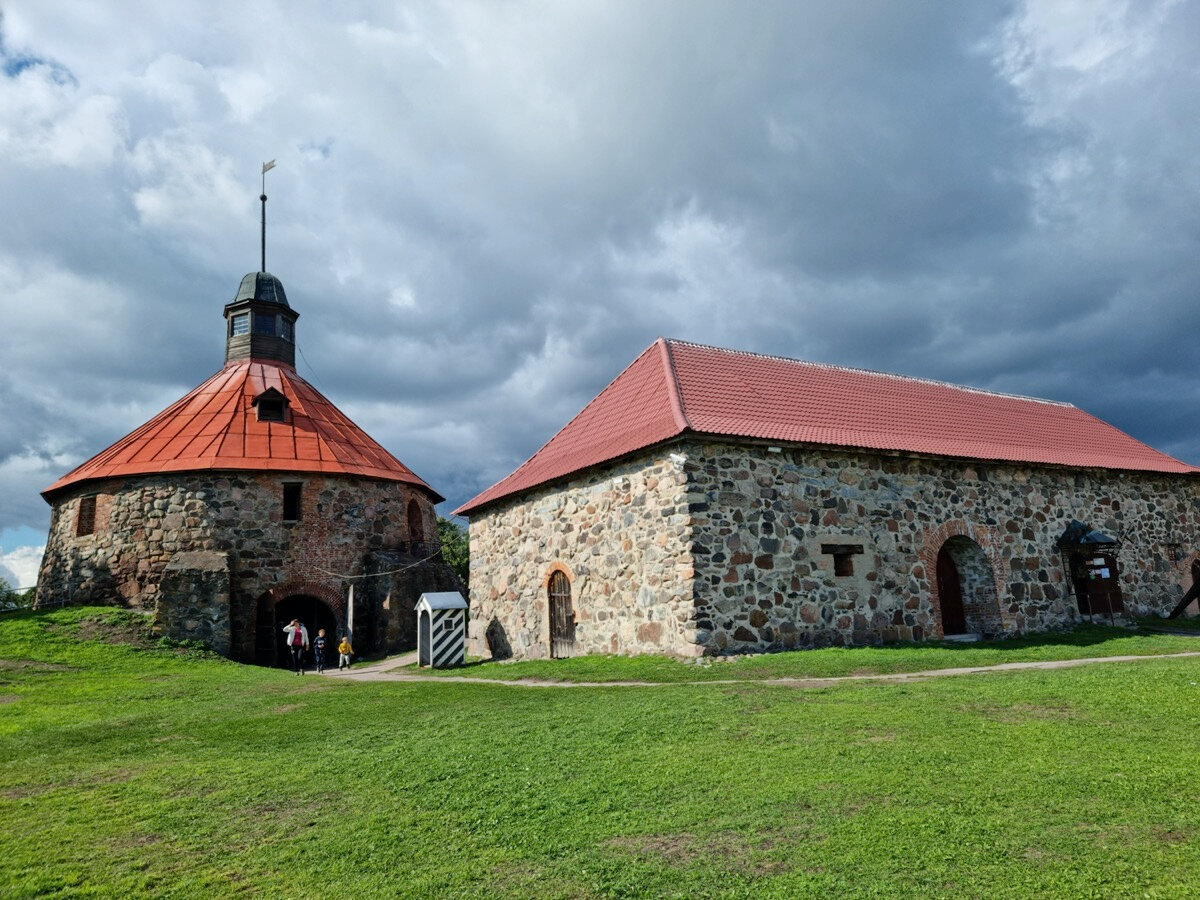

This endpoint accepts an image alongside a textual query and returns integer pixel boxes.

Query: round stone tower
[35,271,461,663]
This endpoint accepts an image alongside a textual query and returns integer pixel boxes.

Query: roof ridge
[453,338,690,514]
[656,337,692,432]
[486,340,669,484]
[662,338,1075,409]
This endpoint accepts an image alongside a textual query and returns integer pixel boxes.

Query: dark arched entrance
[407,499,425,547]
[261,594,339,668]
[935,536,1001,638]
[936,544,967,635]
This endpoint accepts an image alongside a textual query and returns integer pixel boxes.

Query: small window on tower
[283,483,302,521]
[230,313,249,336]
[76,495,97,536]
[257,399,285,422]
[281,318,293,342]
[254,313,276,336]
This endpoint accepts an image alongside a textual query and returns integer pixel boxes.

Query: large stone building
[36,270,461,663]
[456,338,1200,660]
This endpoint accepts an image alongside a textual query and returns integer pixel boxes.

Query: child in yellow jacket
[337,635,354,670]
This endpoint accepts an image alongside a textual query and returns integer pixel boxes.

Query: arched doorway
[936,544,967,635]
[267,594,339,668]
[935,536,1001,637]
[407,499,424,548]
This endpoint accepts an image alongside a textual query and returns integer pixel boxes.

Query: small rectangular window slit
[821,543,864,577]
[282,483,302,521]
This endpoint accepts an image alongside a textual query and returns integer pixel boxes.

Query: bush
[437,516,469,586]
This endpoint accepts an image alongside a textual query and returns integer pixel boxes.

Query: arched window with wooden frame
[548,569,575,658]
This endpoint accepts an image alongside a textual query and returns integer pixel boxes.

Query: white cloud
[0,62,125,167]
[0,545,44,591]
[1,0,1199,536]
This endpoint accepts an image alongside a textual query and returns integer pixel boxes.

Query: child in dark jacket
[312,629,328,674]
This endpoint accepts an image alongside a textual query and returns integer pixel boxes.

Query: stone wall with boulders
[466,451,697,659]
[363,547,467,652]
[35,471,442,661]
[467,436,1200,659]
[154,551,232,655]
[680,438,1200,653]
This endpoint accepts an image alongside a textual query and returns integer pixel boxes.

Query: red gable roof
[44,360,442,501]
[455,337,1197,515]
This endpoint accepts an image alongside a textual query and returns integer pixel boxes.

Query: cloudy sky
[2,0,1199,589]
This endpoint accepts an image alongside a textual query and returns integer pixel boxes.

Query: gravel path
[320,648,1200,689]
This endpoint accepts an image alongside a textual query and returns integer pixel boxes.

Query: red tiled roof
[44,360,442,501]
[455,337,1197,515]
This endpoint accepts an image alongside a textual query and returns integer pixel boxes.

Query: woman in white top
[282,619,309,675]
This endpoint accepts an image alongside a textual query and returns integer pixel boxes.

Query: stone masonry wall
[363,548,467,653]
[467,451,696,659]
[36,472,438,660]
[469,437,1200,660]
[680,439,1200,653]
[155,551,232,655]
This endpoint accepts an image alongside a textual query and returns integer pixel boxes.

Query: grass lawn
[412,623,1200,683]
[2,607,1199,898]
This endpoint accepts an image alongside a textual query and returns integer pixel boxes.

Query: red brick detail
[542,561,575,590]
[919,519,1010,638]
[256,580,346,619]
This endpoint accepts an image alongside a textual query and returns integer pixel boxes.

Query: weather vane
[260,159,276,273]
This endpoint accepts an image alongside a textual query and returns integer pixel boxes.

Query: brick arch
[542,561,576,589]
[541,562,579,658]
[257,579,346,619]
[919,519,1011,637]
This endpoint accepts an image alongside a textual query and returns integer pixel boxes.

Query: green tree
[437,516,470,587]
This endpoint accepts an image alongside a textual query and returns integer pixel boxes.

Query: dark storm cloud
[1,0,1199,548]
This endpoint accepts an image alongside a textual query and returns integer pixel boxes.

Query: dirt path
[322,649,1200,689]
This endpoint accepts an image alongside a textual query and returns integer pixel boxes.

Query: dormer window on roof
[252,388,289,423]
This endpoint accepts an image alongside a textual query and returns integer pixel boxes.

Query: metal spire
[260,159,276,273]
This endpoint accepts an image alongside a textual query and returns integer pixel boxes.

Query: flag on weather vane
[259,160,276,272]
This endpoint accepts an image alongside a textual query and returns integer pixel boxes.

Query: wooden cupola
[223,272,300,366]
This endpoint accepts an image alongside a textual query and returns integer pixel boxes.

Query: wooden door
[548,571,575,658]
[936,545,967,635]
[1074,552,1125,617]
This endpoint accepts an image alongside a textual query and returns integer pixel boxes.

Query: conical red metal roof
[455,337,1197,514]
[44,360,442,501]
